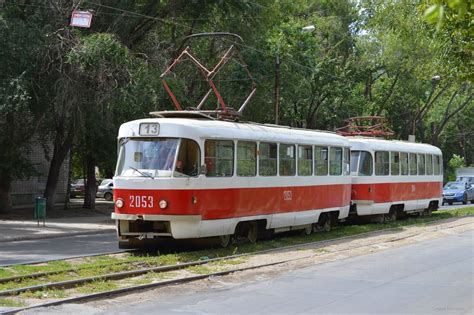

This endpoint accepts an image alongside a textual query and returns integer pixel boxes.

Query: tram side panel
[114,177,352,240]
[349,138,443,216]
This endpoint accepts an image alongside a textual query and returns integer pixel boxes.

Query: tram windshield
[116,138,179,177]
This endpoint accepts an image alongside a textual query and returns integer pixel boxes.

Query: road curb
[0,228,116,243]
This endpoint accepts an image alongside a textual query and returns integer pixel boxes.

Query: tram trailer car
[112,116,352,248]
[348,137,443,221]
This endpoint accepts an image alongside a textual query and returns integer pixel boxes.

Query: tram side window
[343,148,350,176]
[409,153,417,175]
[298,145,312,176]
[418,154,425,175]
[314,146,328,176]
[205,140,234,177]
[329,147,342,175]
[375,151,389,175]
[175,139,200,177]
[350,151,360,175]
[433,155,441,175]
[237,141,256,177]
[259,142,277,176]
[280,144,296,176]
[390,152,400,175]
[400,152,409,175]
[359,151,373,176]
[426,154,433,175]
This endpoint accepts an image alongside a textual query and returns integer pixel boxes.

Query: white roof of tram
[347,137,442,155]
[118,118,350,147]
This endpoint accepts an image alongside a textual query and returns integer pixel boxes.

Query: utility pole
[274,54,280,125]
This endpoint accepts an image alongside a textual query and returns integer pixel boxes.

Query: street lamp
[274,25,315,125]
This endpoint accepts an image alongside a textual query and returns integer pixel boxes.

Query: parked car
[96,179,114,201]
[70,179,85,198]
[442,181,474,205]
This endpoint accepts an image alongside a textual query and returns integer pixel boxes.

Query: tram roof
[118,118,350,146]
[347,137,442,155]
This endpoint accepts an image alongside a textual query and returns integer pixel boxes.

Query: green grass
[186,265,214,275]
[0,206,471,293]
[75,280,118,294]
[20,288,68,299]
[0,297,26,307]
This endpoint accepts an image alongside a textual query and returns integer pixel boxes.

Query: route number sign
[139,123,160,136]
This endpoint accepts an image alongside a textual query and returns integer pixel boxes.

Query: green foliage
[0,0,472,209]
[0,11,44,184]
[445,154,466,181]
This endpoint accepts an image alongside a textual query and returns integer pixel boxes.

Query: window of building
[426,154,433,175]
[280,144,296,176]
[205,140,234,177]
[314,146,328,175]
[343,148,350,176]
[434,155,441,175]
[329,147,342,175]
[400,152,409,175]
[390,152,400,175]
[259,142,277,176]
[237,141,256,177]
[409,153,417,175]
[418,154,425,175]
[174,139,200,177]
[298,145,312,176]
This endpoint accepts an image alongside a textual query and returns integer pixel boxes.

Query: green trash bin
[35,197,46,226]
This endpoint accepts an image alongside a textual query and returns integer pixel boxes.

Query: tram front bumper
[112,213,202,239]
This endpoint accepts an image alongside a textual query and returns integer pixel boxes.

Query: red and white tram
[112,113,352,247]
[348,137,443,220]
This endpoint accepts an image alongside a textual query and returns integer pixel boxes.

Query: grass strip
[1,206,472,293]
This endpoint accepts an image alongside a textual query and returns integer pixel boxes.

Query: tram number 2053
[129,195,154,208]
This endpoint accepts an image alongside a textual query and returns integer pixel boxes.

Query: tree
[0,8,44,211]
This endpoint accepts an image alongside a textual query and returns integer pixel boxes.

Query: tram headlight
[115,198,124,208]
[159,199,168,209]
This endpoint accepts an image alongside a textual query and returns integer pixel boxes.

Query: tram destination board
[139,123,160,136]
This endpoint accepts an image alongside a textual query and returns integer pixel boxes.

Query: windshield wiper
[129,166,155,179]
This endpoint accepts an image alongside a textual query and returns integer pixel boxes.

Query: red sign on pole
[70,10,92,28]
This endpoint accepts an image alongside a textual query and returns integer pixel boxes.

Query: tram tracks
[1,216,472,314]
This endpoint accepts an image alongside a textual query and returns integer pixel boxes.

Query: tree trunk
[83,154,96,209]
[0,177,12,212]
[43,134,73,211]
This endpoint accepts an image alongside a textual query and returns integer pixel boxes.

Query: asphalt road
[0,233,119,266]
[84,229,472,314]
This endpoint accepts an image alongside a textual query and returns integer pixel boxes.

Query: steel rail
[1,217,471,297]
[4,217,472,315]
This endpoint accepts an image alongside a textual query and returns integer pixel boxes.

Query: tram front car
[113,118,204,248]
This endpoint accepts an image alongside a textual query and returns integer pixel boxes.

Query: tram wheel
[383,208,397,222]
[219,235,232,248]
[247,222,258,243]
[313,213,331,233]
[422,208,432,217]
[302,225,312,236]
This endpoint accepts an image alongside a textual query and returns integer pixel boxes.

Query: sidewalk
[0,199,116,242]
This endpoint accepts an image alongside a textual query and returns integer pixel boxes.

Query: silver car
[96,179,114,201]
